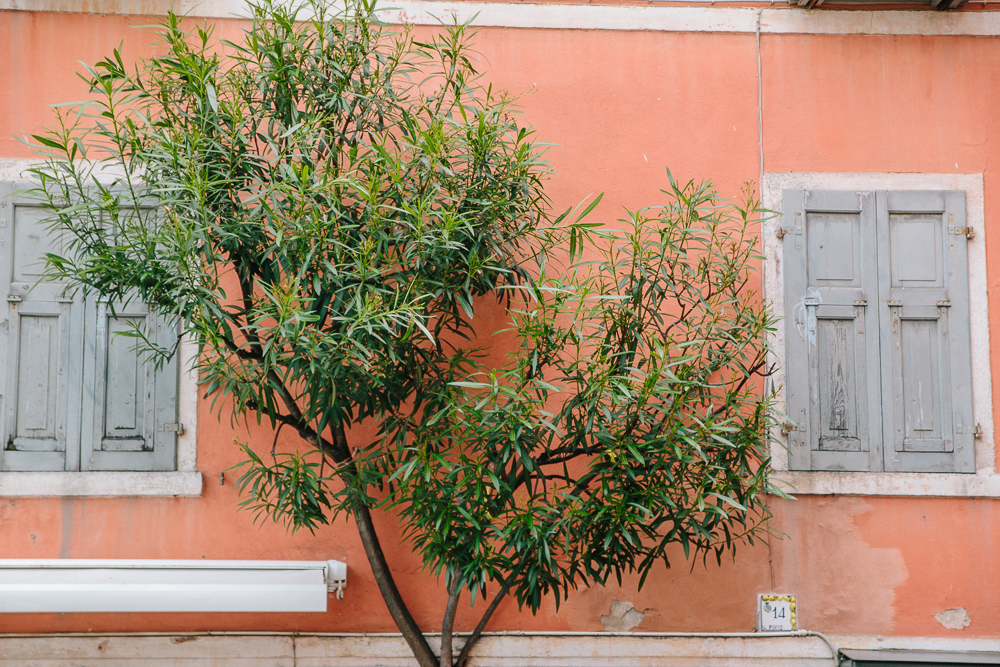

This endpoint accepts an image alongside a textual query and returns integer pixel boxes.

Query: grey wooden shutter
[81,299,178,471]
[783,189,883,471]
[0,186,84,471]
[877,191,975,473]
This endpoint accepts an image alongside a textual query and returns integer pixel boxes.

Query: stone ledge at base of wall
[0,633,835,667]
[4,633,1000,666]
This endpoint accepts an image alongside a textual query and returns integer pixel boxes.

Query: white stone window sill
[773,471,1000,498]
[0,471,202,497]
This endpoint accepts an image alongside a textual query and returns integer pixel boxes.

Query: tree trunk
[439,578,463,667]
[352,503,438,667]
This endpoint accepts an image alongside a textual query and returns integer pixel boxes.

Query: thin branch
[454,586,508,667]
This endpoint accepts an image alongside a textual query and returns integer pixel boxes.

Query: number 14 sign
[757,594,797,631]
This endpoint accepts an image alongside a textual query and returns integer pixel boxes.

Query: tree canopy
[28,1,786,665]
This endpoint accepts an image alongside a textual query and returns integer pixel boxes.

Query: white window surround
[763,172,998,497]
[0,159,201,497]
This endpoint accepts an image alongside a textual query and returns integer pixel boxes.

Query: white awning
[0,559,347,613]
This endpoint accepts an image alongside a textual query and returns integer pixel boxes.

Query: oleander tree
[27,1,786,665]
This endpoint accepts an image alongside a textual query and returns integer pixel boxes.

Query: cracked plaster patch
[601,600,646,632]
[935,607,972,630]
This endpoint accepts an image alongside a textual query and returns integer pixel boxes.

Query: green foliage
[233,441,336,534]
[27,0,784,657]
[382,177,784,611]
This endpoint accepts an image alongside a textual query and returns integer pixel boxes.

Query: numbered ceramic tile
[758,594,797,631]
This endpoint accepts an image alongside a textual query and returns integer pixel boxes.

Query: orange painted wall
[762,32,1000,638]
[1,9,999,641]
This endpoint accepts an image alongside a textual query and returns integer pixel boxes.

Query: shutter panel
[878,191,974,473]
[81,300,178,471]
[783,189,883,472]
[0,187,84,472]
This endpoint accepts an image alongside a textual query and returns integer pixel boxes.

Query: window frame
[763,172,998,497]
[0,161,200,497]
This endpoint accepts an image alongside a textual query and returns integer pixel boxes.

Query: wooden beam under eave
[932,0,968,9]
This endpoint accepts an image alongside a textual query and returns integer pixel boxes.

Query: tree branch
[454,586,508,667]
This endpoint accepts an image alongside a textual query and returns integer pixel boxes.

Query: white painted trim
[363,3,759,34]
[830,635,1000,654]
[761,9,1000,35]
[176,334,199,472]
[5,0,1000,37]
[0,0,171,13]
[762,172,996,497]
[0,158,201,497]
[773,471,1000,497]
[0,471,202,496]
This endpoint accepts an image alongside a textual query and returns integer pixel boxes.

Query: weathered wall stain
[771,497,908,634]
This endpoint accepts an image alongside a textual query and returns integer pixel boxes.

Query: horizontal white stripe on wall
[4,0,1000,37]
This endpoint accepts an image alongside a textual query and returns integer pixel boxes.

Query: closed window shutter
[878,191,975,473]
[81,300,178,472]
[783,189,883,472]
[0,187,84,472]
[0,184,179,473]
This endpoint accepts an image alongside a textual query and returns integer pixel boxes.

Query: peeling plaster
[935,608,972,630]
[601,600,646,632]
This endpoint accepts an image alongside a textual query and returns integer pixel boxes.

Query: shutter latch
[161,423,185,435]
[949,214,974,239]
[777,212,803,239]
[957,423,983,439]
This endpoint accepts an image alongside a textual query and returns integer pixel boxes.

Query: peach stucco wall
[1,8,999,641]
